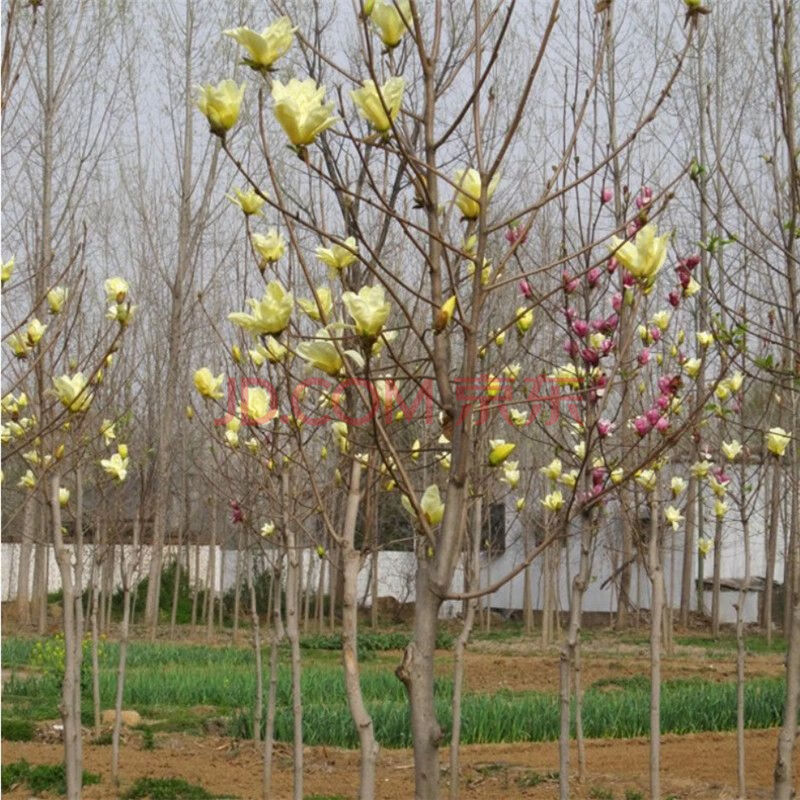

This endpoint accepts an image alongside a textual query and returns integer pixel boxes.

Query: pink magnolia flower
[518,279,533,299]
[646,407,662,426]
[506,226,528,246]
[668,290,681,308]
[587,266,602,288]
[600,187,613,204]
[597,418,613,437]
[655,415,670,434]
[634,416,651,437]
[564,338,579,358]
[607,256,618,274]
[572,319,590,338]
[611,293,623,312]
[582,347,600,366]
[562,271,580,293]
[638,348,651,366]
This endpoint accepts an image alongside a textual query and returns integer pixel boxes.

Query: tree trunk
[282,471,304,800]
[648,486,663,800]
[559,514,592,800]
[262,555,284,800]
[233,527,243,643]
[735,511,751,800]
[711,514,723,636]
[206,503,217,640]
[50,475,83,800]
[449,496,481,800]
[396,560,442,800]
[112,517,137,785]
[679,476,697,627]
[763,464,780,643]
[247,546,263,746]
[15,493,34,625]
[341,461,379,799]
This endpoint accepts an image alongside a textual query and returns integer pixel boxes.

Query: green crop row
[228,677,789,749]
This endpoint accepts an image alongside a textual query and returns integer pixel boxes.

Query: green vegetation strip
[2,637,792,750]
[1,760,100,794]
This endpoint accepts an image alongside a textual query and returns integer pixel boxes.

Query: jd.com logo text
[214,376,581,428]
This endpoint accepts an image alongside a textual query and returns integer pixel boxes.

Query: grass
[122,776,235,799]
[1,760,101,794]
[1,717,35,741]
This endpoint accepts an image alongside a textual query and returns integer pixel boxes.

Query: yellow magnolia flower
[698,537,713,556]
[494,329,506,347]
[271,77,338,147]
[411,439,421,461]
[665,505,684,530]
[552,363,585,387]
[516,307,534,334]
[252,229,285,265]
[104,277,129,304]
[58,487,70,508]
[194,368,225,399]
[721,440,742,461]
[516,497,525,511]
[231,345,243,364]
[331,420,349,453]
[260,521,276,537]
[23,449,40,466]
[435,295,457,332]
[245,437,260,453]
[53,373,93,413]
[454,168,500,220]
[228,187,266,216]
[690,460,712,479]
[489,439,515,467]
[708,475,728,498]
[17,469,36,490]
[726,371,743,393]
[249,347,266,367]
[316,236,358,276]
[298,287,333,322]
[466,258,492,286]
[541,490,564,513]
[370,0,412,47]
[106,303,136,326]
[401,484,445,526]
[240,386,276,424]
[228,281,293,336]
[560,469,579,488]
[100,452,128,482]
[610,224,669,288]
[117,443,128,459]
[573,441,586,461]
[26,318,46,345]
[635,469,657,492]
[685,277,701,297]
[351,77,405,132]
[8,333,29,359]
[225,428,239,448]
[541,458,562,482]
[671,476,687,497]
[47,286,68,314]
[683,357,702,378]
[224,17,295,70]
[610,467,624,485]
[196,79,245,136]
[651,310,671,331]
[766,427,791,457]
[296,329,365,376]
[1,256,14,284]
[503,363,521,381]
[509,408,529,428]
[502,461,520,489]
[714,499,728,518]
[696,330,714,347]
[342,285,391,338]
[100,419,116,445]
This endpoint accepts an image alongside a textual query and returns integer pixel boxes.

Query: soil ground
[4,728,797,799]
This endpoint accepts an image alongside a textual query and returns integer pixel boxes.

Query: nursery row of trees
[2,1,798,799]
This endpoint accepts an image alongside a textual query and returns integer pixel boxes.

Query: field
[2,625,796,798]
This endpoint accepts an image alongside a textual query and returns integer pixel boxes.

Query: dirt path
[4,728,796,799]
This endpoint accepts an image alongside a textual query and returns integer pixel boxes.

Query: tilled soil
[3,728,797,799]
